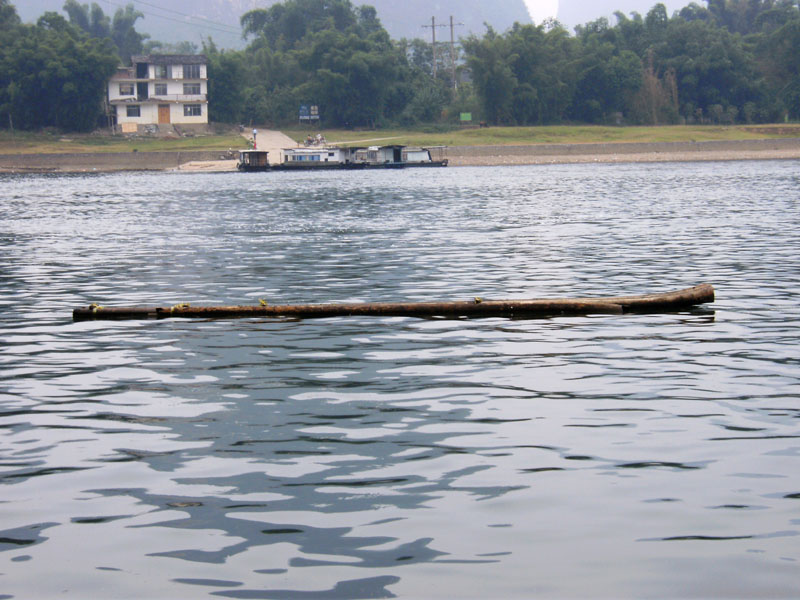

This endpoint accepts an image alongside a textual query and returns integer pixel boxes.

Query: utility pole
[449,16,463,90]
[423,17,461,87]
[422,17,447,79]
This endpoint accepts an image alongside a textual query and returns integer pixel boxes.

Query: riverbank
[2,137,800,173]
[447,137,800,166]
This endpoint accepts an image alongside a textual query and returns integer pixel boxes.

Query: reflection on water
[1,162,799,598]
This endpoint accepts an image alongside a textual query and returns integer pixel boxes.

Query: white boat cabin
[282,147,353,165]
[402,148,432,163]
[353,145,404,165]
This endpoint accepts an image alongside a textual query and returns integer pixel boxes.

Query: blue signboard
[299,105,320,121]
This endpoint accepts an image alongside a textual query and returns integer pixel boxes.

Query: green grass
[0,130,246,155]
[286,124,800,148]
[3,124,799,155]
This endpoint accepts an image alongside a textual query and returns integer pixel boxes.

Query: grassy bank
[284,123,800,148]
[2,124,800,155]
[0,130,246,155]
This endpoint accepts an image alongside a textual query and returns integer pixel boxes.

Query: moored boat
[237,150,270,171]
[246,144,449,171]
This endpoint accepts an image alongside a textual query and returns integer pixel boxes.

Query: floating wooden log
[73,284,714,321]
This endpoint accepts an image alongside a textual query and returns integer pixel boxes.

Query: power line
[95,0,242,38]
[422,16,462,87]
[130,0,241,33]
[421,17,447,78]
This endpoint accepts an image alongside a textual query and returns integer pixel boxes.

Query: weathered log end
[72,284,714,322]
[611,283,714,312]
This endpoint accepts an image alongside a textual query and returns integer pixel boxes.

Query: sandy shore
[446,138,800,167]
[2,134,799,173]
[449,147,800,166]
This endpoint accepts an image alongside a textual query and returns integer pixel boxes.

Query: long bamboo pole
[73,284,714,321]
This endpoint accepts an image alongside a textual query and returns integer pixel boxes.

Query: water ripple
[1,162,799,598]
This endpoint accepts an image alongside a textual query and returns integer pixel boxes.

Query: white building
[108,55,208,132]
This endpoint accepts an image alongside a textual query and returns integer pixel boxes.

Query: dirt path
[245,129,298,164]
[174,129,298,171]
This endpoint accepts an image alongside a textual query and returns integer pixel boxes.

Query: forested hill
[14,0,531,47]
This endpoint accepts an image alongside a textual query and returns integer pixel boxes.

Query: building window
[184,64,201,79]
[183,83,201,95]
[118,83,134,96]
[126,105,141,117]
[154,83,167,96]
[183,104,202,117]
[155,64,168,79]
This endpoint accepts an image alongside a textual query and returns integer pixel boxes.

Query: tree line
[1,0,799,132]
[0,0,198,132]
[464,0,800,125]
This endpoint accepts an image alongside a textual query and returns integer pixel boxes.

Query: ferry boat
[238,145,448,171]
[236,149,270,171]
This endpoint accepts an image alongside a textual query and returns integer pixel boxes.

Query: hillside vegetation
[1,0,800,135]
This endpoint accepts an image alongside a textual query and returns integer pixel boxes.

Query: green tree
[235,0,413,128]
[653,16,764,121]
[462,28,518,124]
[112,4,148,63]
[63,0,111,40]
[205,41,246,123]
[462,22,579,125]
[241,0,360,51]
[0,0,20,30]
[0,10,118,131]
[704,0,792,35]
[756,6,800,117]
[296,28,406,127]
[569,21,643,123]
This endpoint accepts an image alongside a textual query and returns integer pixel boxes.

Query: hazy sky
[15,0,697,43]
[523,0,559,23]
[557,0,691,28]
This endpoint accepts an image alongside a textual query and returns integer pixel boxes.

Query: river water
[1,161,798,598]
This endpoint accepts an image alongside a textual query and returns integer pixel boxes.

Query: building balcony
[150,94,207,102]
[110,77,208,84]
[109,94,207,104]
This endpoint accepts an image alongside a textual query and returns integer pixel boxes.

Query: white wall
[115,102,206,125]
[109,59,208,126]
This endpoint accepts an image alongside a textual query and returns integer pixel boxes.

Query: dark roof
[131,54,207,65]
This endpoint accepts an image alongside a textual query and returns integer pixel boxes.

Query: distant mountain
[13,0,531,49]
[557,0,689,30]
